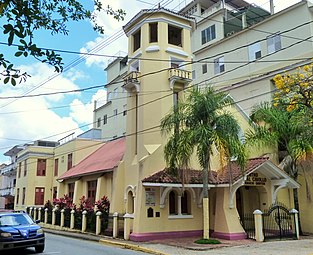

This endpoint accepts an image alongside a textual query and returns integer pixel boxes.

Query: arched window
[169,191,177,215]
[181,191,190,214]
[127,191,134,214]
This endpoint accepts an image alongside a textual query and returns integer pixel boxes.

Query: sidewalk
[43,227,313,255]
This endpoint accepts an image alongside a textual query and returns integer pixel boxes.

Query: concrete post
[61,209,65,228]
[82,210,87,233]
[253,209,264,242]
[290,209,299,240]
[70,210,75,229]
[123,213,134,240]
[38,208,42,222]
[44,208,48,224]
[96,211,102,235]
[29,207,33,218]
[33,208,37,220]
[203,197,209,239]
[113,212,119,238]
[52,208,57,225]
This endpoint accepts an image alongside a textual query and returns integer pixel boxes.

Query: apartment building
[93,52,128,140]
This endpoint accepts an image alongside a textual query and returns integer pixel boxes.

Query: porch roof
[57,137,125,181]
[142,157,299,188]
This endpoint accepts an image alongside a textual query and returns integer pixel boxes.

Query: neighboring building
[184,0,313,115]
[93,52,128,140]
[14,140,59,210]
[0,145,24,209]
[13,130,104,210]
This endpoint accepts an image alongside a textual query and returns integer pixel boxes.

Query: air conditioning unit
[226,31,235,37]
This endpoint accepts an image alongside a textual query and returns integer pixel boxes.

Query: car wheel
[35,244,45,253]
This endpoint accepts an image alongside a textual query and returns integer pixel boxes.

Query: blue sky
[0,0,298,163]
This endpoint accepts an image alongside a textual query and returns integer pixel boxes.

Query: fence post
[33,208,37,220]
[70,209,75,229]
[123,213,134,240]
[96,211,102,235]
[29,207,33,218]
[52,208,57,225]
[113,212,119,238]
[253,209,264,242]
[61,209,65,228]
[82,210,87,233]
[44,208,48,224]
[38,208,42,222]
[290,209,299,240]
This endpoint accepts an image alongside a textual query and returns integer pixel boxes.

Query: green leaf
[15,51,23,57]
[4,77,10,84]
[11,78,16,86]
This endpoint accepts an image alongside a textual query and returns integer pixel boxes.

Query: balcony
[0,187,15,197]
[0,163,16,177]
[169,68,192,90]
[123,71,141,93]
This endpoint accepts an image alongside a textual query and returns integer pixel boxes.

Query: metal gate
[241,213,256,239]
[262,203,296,240]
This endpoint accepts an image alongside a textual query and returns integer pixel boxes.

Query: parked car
[0,210,45,253]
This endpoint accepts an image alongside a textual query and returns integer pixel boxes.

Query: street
[4,233,148,255]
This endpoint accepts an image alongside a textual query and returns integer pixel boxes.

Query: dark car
[0,211,45,253]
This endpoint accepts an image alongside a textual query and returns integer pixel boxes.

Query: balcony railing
[169,68,192,89]
[0,187,15,197]
[0,163,15,176]
[123,71,141,92]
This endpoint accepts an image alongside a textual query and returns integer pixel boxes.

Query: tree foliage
[273,64,313,113]
[0,0,125,85]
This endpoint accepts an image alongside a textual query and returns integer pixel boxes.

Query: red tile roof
[58,137,125,180]
[142,157,269,185]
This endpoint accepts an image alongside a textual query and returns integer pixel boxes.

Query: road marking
[44,252,61,254]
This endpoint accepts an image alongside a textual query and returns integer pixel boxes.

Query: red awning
[58,137,125,180]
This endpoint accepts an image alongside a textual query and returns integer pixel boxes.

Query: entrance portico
[132,157,299,241]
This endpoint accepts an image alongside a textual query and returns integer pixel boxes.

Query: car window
[0,214,34,226]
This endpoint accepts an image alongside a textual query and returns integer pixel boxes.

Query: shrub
[77,195,94,212]
[52,194,76,210]
[194,239,221,245]
[94,195,110,213]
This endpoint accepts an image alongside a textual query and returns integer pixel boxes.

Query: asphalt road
[4,233,148,255]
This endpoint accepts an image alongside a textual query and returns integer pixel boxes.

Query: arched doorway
[236,185,268,218]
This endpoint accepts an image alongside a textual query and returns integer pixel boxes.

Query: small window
[133,29,141,52]
[123,105,127,116]
[53,187,57,199]
[202,64,207,74]
[169,191,177,215]
[18,162,21,178]
[168,25,182,46]
[192,70,196,79]
[248,42,262,61]
[22,187,26,205]
[87,180,97,204]
[149,23,158,43]
[37,159,46,176]
[54,158,58,177]
[16,188,20,205]
[214,56,225,75]
[35,187,45,205]
[267,34,281,54]
[113,109,118,116]
[23,160,27,177]
[201,25,216,45]
[97,117,101,127]
[103,114,107,125]
[67,153,73,170]
[107,92,112,101]
[114,88,118,98]
[68,183,75,199]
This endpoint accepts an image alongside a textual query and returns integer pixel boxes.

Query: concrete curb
[99,239,169,255]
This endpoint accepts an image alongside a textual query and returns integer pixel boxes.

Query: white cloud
[69,89,107,127]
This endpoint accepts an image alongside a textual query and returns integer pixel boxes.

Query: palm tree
[161,86,246,239]
[246,102,313,234]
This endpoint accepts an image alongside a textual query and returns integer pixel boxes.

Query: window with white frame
[201,25,216,45]
[248,42,261,61]
[168,190,191,217]
[113,109,118,116]
[267,34,281,54]
[214,56,225,75]
[114,88,118,98]
[202,64,207,74]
